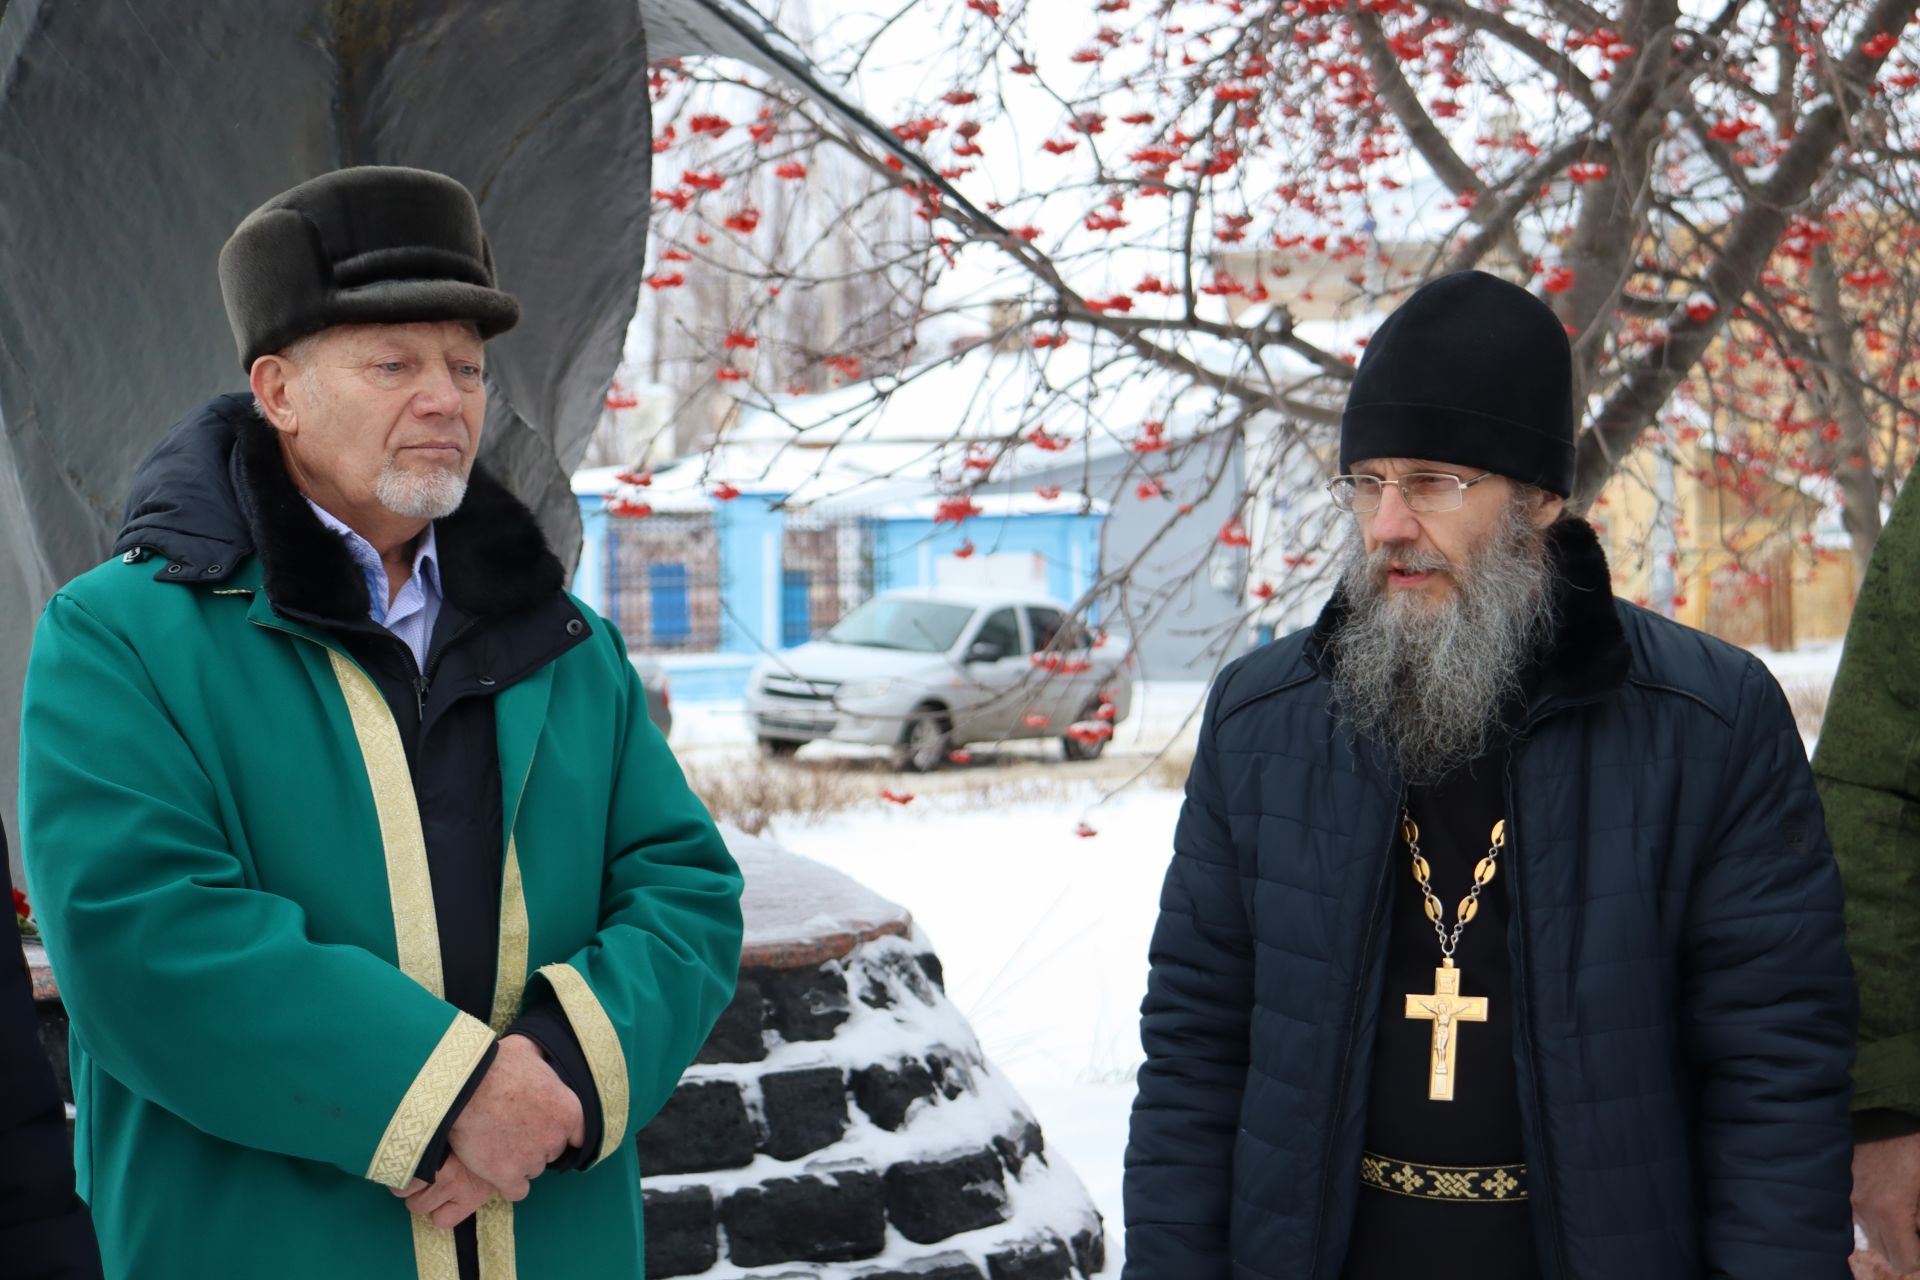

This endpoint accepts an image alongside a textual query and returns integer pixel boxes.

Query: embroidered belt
[1360,1150,1528,1202]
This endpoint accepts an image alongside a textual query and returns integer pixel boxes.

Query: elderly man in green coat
[1815,471,1920,1277]
[17,167,744,1279]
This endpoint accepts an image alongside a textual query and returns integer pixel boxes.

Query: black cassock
[1342,742,1542,1280]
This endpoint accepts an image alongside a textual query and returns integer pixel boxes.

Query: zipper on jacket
[1307,784,1404,1276]
[1503,722,1575,1280]
[409,617,480,728]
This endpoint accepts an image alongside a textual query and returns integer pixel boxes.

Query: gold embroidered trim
[488,838,529,1034]
[537,963,629,1165]
[1360,1150,1528,1201]
[476,1197,518,1278]
[329,651,443,997]
[411,1213,459,1280]
[367,1013,494,1189]
[328,636,521,1276]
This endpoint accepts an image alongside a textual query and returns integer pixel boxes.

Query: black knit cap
[217,166,520,370]
[1340,270,1575,496]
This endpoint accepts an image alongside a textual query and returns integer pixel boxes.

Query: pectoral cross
[1404,959,1488,1102]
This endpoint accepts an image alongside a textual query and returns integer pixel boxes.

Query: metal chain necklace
[1400,810,1506,1102]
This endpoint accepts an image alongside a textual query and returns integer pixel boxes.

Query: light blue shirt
[305,499,444,673]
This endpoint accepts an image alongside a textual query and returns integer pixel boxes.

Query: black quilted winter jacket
[1121,518,1857,1280]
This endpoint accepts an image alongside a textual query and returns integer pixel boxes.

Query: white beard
[1327,501,1556,784]
[375,459,468,520]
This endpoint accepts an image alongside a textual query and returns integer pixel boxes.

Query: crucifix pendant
[1404,959,1489,1102]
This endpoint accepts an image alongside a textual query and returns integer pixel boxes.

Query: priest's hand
[446,1034,586,1201]
[1852,1132,1920,1276]
[393,1153,501,1230]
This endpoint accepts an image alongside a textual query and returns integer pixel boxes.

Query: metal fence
[781,515,874,646]
[605,512,725,652]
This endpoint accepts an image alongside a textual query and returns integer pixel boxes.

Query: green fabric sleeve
[534,620,743,1167]
[1811,475,1920,1120]
[18,591,488,1184]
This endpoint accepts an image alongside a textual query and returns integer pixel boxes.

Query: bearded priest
[1121,270,1858,1280]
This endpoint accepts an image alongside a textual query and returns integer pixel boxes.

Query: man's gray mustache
[1365,546,1454,577]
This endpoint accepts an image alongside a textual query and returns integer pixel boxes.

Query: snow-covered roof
[575,341,1268,514]
[858,489,1109,520]
[575,451,1109,520]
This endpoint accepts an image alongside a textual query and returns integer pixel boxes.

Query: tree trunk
[1809,240,1885,585]
[1567,0,1920,515]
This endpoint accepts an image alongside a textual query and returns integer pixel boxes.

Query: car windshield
[824,599,975,653]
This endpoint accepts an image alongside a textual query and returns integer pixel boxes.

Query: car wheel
[758,737,804,759]
[893,704,951,773]
[1061,702,1110,762]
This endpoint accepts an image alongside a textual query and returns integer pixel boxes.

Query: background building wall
[1023,435,1249,680]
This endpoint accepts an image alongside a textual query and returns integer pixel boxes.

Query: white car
[745,588,1135,771]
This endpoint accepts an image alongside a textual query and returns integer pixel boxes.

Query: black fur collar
[234,418,564,623]
[1306,516,1631,705]
[1529,515,1632,704]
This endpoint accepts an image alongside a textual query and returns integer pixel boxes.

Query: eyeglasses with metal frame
[1325,471,1496,514]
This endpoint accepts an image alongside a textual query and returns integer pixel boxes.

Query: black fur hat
[217,166,520,370]
[1340,270,1576,496]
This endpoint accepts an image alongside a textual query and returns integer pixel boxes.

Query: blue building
[571,470,1106,701]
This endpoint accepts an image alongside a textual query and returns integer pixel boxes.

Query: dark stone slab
[1070,1225,1105,1278]
[762,965,850,1042]
[884,1149,1009,1244]
[36,1001,71,1103]
[722,1171,885,1266]
[759,1066,847,1160]
[918,951,945,991]
[851,1058,937,1131]
[695,976,769,1064]
[637,1079,755,1175]
[859,945,939,1010]
[641,1186,718,1278]
[860,1258,987,1280]
[927,1049,971,1100]
[859,970,895,1010]
[993,1118,1046,1175]
[986,1238,1073,1280]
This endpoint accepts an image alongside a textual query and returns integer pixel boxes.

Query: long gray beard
[1327,503,1557,785]
[375,459,468,520]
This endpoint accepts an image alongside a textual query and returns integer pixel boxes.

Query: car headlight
[838,678,898,701]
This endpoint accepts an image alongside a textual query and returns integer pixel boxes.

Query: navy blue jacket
[1122,519,1857,1279]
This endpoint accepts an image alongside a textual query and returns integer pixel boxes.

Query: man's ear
[1534,490,1566,529]
[249,355,299,434]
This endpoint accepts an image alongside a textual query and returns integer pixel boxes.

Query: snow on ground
[1749,637,1845,686]
[767,783,1184,1276]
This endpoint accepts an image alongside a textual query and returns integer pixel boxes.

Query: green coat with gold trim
[18,398,743,1278]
